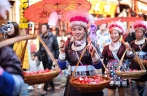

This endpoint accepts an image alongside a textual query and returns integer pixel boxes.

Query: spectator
[96,24,111,52]
[89,24,98,44]
[7,22,29,71]
[37,24,59,95]
[27,52,40,92]
[96,24,111,74]
[7,22,29,96]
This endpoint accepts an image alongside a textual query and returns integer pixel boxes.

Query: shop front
[136,0,147,21]
[88,0,117,18]
[88,0,132,18]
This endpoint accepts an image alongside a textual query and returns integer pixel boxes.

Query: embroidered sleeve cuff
[58,61,67,70]
[93,61,102,69]
[92,53,100,63]
[59,52,66,60]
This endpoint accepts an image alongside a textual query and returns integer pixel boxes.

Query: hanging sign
[137,1,147,14]
[89,1,117,16]
[19,0,29,28]
[103,2,117,16]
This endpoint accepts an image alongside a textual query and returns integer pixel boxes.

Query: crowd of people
[1,1,147,96]
[57,11,147,96]
[1,17,147,96]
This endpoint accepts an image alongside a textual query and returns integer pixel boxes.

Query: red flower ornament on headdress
[133,21,147,32]
[64,10,94,28]
[108,21,125,35]
[70,16,89,27]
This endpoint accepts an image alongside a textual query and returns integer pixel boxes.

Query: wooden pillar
[127,9,131,29]
[134,0,138,16]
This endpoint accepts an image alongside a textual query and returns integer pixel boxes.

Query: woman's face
[8,24,15,36]
[71,25,85,41]
[135,29,144,40]
[110,30,120,42]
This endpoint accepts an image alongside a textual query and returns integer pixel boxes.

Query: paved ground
[20,69,147,96]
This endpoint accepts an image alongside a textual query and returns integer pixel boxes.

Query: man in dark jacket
[38,24,59,95]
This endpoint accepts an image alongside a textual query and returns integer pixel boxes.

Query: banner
[19,0,29,28]
[89,1,117,16]
[137,1,147,14]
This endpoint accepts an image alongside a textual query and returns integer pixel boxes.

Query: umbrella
[95,17,144,25]
[24,0,91,23]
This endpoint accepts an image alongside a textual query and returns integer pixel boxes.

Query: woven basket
[135,41,147,67]
[70,76,110,92]
[70,47,111,92]
[24,33,60,85]
[133,58,147,67]
[142,60,147,66]
[24,69,60,85]
[116,49,146,79]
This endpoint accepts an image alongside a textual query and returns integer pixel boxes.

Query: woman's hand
[87,37,96,58]
[102,42,106,47]
[125,42,131,51]
[59,40,65,53]
[87,43,96,58]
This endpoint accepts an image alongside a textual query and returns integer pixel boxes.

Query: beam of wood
[0,34,36,48]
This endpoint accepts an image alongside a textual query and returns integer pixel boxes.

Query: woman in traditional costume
[129,21,147,96]
[102,21,133,96]
[58,10,103,96]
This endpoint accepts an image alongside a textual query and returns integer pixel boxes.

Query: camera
[0,21,12,34]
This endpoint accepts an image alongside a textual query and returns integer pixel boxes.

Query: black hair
[42,23,49,29]
[83,27,88,32]
[49,28,52,32]
[109,30,122,36]
[7,22,20,38]
[31,52,37,57]
[66,32,72,35]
